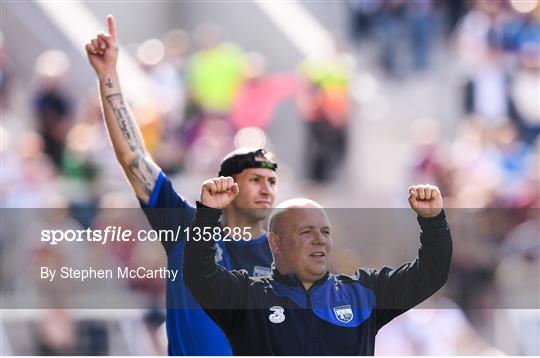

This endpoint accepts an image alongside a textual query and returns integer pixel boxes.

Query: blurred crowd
[1,0,539,355]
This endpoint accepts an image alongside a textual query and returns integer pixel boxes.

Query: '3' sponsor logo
[268,306,285,324]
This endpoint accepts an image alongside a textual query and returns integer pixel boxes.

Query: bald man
[184,177,452,355]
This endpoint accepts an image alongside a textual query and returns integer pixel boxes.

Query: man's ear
[268,231,281,256]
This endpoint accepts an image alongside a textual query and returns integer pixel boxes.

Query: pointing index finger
[107,15,117,42]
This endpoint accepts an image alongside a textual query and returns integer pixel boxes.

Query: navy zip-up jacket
[184,204,452,355]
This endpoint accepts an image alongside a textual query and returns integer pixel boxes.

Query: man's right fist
[408,184,443,218]
[85,15,118,77]
[200,177,239,209]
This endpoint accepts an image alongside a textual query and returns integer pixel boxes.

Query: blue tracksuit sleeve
[183,202,251,334]
[370,210,452,330]
[139,171,196,256]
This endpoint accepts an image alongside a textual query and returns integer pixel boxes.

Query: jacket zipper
[291,276,322,352]
[306,285,323,354]
[304,287,316,334]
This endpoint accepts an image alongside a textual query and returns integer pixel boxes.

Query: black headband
[218,149,278,177]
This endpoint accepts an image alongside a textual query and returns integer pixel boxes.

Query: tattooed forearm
[105,93,144,152]
[101,82,159,200]
[129,154,158,195]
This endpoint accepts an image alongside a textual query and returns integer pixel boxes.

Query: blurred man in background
[32,50,74,169]
[298,44,352,184]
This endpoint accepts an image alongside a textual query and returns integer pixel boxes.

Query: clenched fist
[85,15,118,78]
[201,177,239,209]
[408,184,443,218]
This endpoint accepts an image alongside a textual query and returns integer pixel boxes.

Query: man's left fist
[408,184,443,218]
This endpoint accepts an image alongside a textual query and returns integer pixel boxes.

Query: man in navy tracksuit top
[184,178,452,355]
[140,148,277,355]
[141,148,277,355]
[86,15,279,355]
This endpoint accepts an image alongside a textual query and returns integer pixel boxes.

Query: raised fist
[85,15,118,77]
[408,184,443,218]
[200,177,239,209]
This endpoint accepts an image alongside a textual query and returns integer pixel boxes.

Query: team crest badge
[333,305,353,323]
[253,266,272,277]
[268,306,285,324]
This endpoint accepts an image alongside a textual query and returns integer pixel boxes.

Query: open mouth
[310,252,325,258]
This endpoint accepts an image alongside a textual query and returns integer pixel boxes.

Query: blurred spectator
[139,30,189,125]
[348,0,383,42]
[34,310,109,355]
[406,0,436,71]
[151,29,191,173]
[485,123,535,206]
[408,117,454,196]
[62,121,101,225]
[185,23,246,119]
[509,44,540,144]
[32,50,74,169]
[298,42,353,183]
[455,0,510,127]
[34,310,76,355]
[136,33,189,174]
[371,0,438,76]
[1,131,59,207]
[143,309,167,355]
[444,0,468,35]
[454,0,506,65]
[377,0,408,76]
[461,49,510,127]
[231,52,297,130]
[179,23,246,170]
[183,116,234,175]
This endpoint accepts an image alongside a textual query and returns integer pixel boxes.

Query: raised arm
[85,15,160,203]
[183,177,250,332]
[369,185,452,330]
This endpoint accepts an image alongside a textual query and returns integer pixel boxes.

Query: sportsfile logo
[40,226,252,245]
